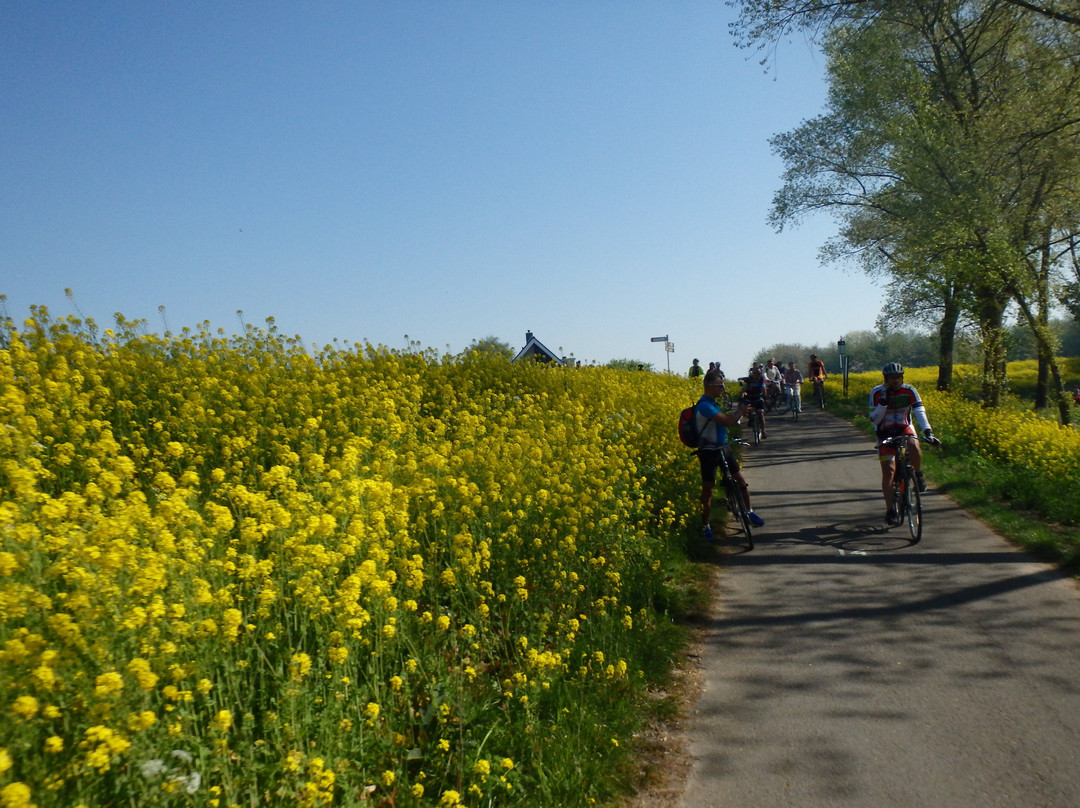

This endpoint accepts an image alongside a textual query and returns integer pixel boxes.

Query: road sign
[665,342,674,352]
[650,335,668,343]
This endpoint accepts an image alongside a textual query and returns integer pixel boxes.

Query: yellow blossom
[11,696,39,720]
[0,783,35,808]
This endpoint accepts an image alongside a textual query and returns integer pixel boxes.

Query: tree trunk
[1035,357,1049,408]
[936,288,960,392]
[978,294,1007,407]
[1052,363,1072,426]
[1013,289,1072,426]
[1034,239,1052,410]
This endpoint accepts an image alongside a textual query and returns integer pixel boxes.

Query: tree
[463,335,514,359]
[731,0,1080,51]
[755,0,1080,416]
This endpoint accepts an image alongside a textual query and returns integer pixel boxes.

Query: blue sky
[2,1,884,372]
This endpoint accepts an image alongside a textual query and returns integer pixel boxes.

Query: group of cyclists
[690,355,829,440]
[690,357,941,542]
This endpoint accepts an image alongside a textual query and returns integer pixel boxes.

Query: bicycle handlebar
[878,434,941,447]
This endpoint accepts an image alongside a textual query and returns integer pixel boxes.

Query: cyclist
[696,369,765,541]
[763,358,783,406]
[784,360,803,413]
[808,354,827,407]
[741,365,769,439]
[689,358,704,378]
[869,362,942,525]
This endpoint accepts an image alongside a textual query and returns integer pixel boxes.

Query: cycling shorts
[877,426,916,461]
[746,397,765,411]
[698,445,740,483]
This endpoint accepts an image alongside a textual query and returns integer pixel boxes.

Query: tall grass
[0,311,706,807]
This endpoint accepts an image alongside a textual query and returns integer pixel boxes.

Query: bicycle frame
[879,434,932,544]
[785,383,801,420]
[764,382,788,415]
[717,439,753,550]
[750,406,764,445]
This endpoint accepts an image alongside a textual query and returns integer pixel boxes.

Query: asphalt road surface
[677,405,1080,808]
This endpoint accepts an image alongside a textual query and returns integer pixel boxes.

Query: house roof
[512,331,563,364]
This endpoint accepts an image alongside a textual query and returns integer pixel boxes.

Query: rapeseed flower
[1,314,699,807]
[0,782,35,808]
[11,696,39,720]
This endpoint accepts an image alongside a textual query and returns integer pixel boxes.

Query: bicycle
[764,383,788,416]
[743,402,765,445]
[717,439,754,550]
[811,377,826,409]
[787,384,801,421]
[879,434,936,544]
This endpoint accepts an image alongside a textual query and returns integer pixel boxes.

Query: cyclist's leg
[908,436,924,471]
[698,450,721,535]
[880,451,897,512]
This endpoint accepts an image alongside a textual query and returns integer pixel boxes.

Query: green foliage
[757,320,1080,379]
[463,335,515,359]
[605,359,653,371]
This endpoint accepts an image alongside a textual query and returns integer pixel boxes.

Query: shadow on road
[692,567,1058,630]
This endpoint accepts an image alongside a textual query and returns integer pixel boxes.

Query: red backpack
[678,402,702,447]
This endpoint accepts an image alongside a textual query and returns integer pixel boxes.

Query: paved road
[677,406,1080,808]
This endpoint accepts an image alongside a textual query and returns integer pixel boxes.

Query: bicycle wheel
[905,468,922,543]
[724,477,754,550]
[752,412,762,445]
[892,475,905,527]
[773,393,788,416]
[816,382,826,408]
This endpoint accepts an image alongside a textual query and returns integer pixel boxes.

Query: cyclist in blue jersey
[697,370,765,541]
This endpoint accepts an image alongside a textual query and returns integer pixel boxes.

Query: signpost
[838,338,849,397]
[650,335,671,373]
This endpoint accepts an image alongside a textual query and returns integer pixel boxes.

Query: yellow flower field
[0,311,702,807]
